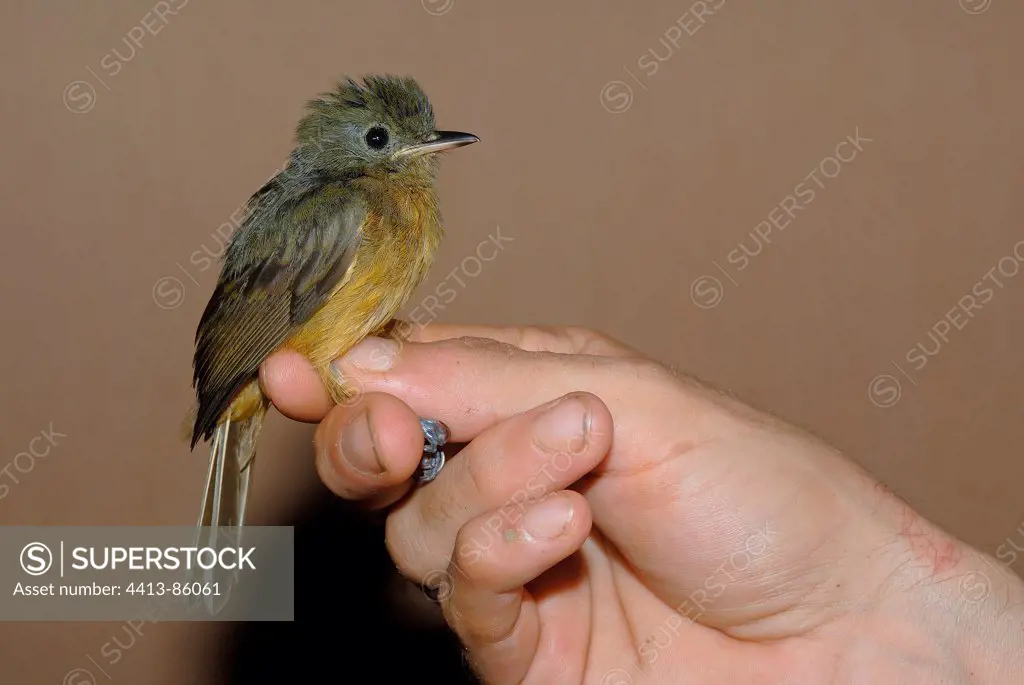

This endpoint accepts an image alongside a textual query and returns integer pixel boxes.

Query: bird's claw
[418,418,449,483]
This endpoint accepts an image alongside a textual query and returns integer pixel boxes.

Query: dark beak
[398,131,480,158]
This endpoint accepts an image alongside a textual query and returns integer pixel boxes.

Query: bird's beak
[396,131,480,158]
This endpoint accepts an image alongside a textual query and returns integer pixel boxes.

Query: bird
[185,75,478,579]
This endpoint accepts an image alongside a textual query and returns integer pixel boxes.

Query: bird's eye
[365,126,389,150]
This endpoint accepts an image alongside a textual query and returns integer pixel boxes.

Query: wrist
[872,538,1024,683]
[930,546,1024,683]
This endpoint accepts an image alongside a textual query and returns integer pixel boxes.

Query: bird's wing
[190,183,367,447]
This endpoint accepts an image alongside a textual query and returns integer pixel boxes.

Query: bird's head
[290,75,478,185]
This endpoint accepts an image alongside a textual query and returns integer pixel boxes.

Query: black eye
[365,126,389,150]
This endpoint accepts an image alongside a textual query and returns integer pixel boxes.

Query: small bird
[187,75,478,549]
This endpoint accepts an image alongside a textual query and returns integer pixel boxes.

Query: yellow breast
[286,183,443,384]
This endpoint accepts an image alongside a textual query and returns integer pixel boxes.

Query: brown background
[2,0,1023,682]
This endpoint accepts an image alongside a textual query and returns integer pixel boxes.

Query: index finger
[397,322,643,358]
[260,324,644,423]
[331,335,689,450]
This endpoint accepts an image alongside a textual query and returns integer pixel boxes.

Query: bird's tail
[187,397,268,616]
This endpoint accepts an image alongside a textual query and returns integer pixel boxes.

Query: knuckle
[564,324,603,342]
[452,520,504,586]
[516,325,568,351]
[616,356,676,386]
[516,324,610,354]
[565,325,615,352]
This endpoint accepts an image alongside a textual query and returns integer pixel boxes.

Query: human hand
[261,324,1024,684]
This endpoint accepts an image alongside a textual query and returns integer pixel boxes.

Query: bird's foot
[418,418,450,483]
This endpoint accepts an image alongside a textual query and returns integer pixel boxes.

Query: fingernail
[533,396,589,455]
[331,336,398,378]
[522,495,573,541]
[339,410,384,476]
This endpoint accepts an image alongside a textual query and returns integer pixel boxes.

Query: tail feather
[187,400,268,616]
